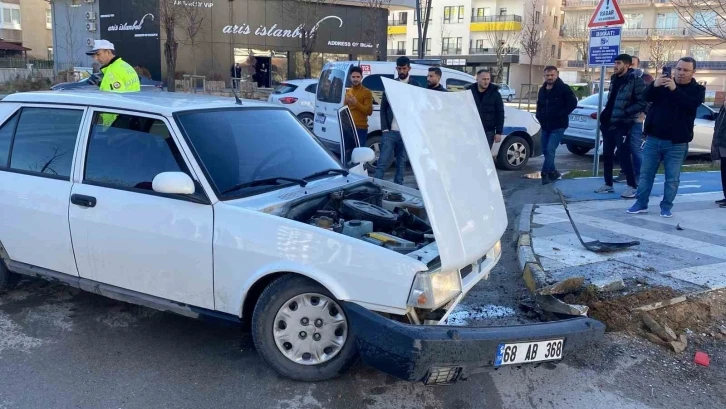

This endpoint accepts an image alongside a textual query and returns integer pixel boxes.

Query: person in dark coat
[616,55,653,184]
[712,104,726,207]
[374,56,421,185]
[595,54,647,198]
[469,69,504,149]
[535,66,578,185]
[627,57,705,217]
[426,67,447,91]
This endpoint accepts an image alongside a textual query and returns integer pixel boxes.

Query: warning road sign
[588,0,625,28]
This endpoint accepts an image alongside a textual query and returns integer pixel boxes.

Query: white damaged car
[0,87,603,384]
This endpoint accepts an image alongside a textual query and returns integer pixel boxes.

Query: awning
[0,41,31,51]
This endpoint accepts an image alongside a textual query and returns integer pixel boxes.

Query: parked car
[562,92,716,156]
[267,79,317,130]
[498,83,516,102]
[50,72,164,91]
[313,61,541,171]
[0,89,602,384]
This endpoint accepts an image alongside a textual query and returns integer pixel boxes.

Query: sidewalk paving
[531,191,726,294]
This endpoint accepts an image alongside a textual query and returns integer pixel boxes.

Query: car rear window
[317,68,347,104]
[273,83,298,94]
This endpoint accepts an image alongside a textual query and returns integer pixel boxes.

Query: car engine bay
[284,183,434,255]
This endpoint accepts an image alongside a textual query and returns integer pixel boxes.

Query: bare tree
[284,0,338,79]
[415,0,433,59]
[55,3,83,71]
[672,0,726,45]
[560,14,591,83]
[180,3,206,75]
[645,34,678,72]
[362,0,391,57]
[520,0,546,84]
[439,15,451,55]
[484,30,519,84]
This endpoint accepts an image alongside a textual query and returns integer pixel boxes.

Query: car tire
[497,135,530,170]
[364,135,389,172]
[298,113,315,131]
[566,144,591,156]
[251,274,358,382]
[507,94,513,102]
[0,258,14,293]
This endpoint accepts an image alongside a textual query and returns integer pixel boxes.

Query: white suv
[0,89,602,384]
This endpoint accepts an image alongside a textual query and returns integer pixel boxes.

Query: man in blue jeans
[535,66,577,185]
[616,56,653,184]
[627,57,705,217]
[374,56,421,184]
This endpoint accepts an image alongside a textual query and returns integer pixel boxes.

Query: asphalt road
[1,149,723,409]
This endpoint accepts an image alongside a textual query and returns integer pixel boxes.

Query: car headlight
[407,269,462,310]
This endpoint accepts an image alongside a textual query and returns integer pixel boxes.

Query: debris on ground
[535,294,588,316]
[694,351,711,367]
[592,274,626,293]
[537,276,585,296]
[676,223,684,231]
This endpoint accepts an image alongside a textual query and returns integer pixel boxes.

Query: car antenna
[230,82,243,105]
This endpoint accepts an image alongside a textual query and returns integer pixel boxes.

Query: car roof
[337,61,473,78]
[2,90,274,116]
[281,79,317,85]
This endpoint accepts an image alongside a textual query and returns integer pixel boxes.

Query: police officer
[86,40,140,93]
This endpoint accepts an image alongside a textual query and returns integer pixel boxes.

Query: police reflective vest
[100,57,140,92]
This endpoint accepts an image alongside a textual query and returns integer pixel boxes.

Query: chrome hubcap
[301,117,314,130]
[273,293,347,365]
[507,142,527,167]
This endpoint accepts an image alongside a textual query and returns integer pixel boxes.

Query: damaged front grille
[459,255,487,280]
[424,366,463,385]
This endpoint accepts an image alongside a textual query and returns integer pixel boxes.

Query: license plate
[494,339,563,367]
[569,115,587,122]
[315,115,326,124]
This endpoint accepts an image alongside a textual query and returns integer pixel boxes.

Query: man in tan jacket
[344,66,373,147]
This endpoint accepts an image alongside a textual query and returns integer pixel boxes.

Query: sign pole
[592,67,606,176]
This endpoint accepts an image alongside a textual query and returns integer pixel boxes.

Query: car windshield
[175,108,343,199]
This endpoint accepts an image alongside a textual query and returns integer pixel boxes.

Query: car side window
[8,107,82,179]
[446,78,473,92]
[84,112,192,192]
[305,84,317,93]
[362,74,395,105]
[0,112,19,168]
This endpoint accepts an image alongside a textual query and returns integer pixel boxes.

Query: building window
[624,14,643,29]
[46,9,52,29]
[553,16,558,28]
[444,6,465,24]
[535,11,541,24]
[622,45,640,57]
[442,37,462,55]
[47,47,53,60]
[413,38,431,55]
[414,1,432,23]
[690,45,710,61]
[1,4,21,30]
[499,8,507,16]
[551,44,556,57]
[656,13,678,29]
[694,11,718,28]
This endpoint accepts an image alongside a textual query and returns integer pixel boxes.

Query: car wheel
[251,274,358,382]
[364,135,389,172]
[507,94,513,102]
[497,135,530,170]
[298,113,315,131]
[566,144,591,156]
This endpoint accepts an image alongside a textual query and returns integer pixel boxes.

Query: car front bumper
[344,301,605,384]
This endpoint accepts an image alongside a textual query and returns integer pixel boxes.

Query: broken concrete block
[517,245,537,272]
[591,274,625,293]
[518,233,531,247]
[670,334,688,354]
[523,262,548,294]
[642,313,673,342]
[663,324,678,342]
[645,332,668,346]
[535,294,589,317]
[537,276,585,296]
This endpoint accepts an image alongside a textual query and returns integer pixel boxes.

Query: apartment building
[0,0,53,60]
[387,0,561,91]
[559,0,726,91]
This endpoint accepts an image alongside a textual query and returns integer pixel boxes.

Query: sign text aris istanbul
[222,15,343,38]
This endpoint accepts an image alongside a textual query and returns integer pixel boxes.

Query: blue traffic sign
[588,27,621,66]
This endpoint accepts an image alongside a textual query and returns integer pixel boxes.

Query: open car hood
[381,78,507,273]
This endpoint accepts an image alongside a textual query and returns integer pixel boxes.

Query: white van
[313,61,542,170]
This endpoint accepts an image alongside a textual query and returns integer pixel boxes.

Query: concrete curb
[516,204,550,293]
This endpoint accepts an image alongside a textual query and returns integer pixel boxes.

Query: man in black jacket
[627,57,705,217]
[535,66,578,185]
[427,67,447,91]
[594,54,647,198]
[374,56,421,184]
[469,69,504,149]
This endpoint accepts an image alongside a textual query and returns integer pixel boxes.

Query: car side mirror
[351,147,375,164]
[152,172,195,195]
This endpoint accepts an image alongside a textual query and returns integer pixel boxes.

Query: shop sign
[222,15,343,39]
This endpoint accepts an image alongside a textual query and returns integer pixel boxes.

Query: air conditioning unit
[86,38,95,47]
[85,12,96,20]
[86,22,96,32]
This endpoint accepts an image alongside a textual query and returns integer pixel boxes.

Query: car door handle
[71,194,97,208]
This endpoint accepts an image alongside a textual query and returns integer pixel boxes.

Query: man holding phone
[627,57,706,217]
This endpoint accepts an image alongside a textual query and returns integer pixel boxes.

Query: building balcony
[387,25,407,35]
[441,47,463,55]
[470,15,522,32]
[388,18,407,26]
[563,0,665,7]
[622,27,690,38]
[387,48,407,56]
[469,47,520,55]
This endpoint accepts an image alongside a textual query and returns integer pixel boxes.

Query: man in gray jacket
[374,56,422,184]
[713,105,726,207]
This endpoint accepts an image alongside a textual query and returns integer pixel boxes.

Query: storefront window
[234,48,289,88]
